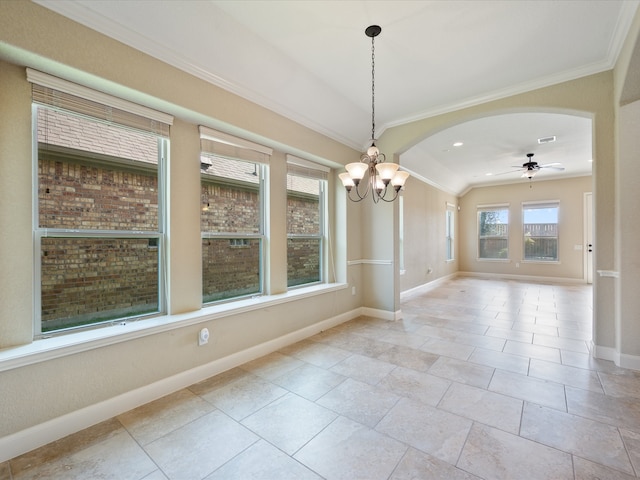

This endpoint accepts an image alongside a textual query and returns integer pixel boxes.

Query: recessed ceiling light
[485,173,493,176]
[453,142,463,147]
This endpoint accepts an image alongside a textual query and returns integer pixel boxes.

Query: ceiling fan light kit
[339,25,409,203]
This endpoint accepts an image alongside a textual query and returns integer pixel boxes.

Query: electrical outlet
[198,327,210,346]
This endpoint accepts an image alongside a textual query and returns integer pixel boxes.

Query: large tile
[320,332,394,357]
[599,370,640,399]
[205,440,322,480]
[533,333,590,354]
[468,347,530,375]
[329,353,396,385]
[377,366,450,406]
[375,344,439,372]
[320,376,401,423]
[419,337,475,360]
[273,362,346,401]
[144,409,258,480]
[521,402,634,474]
[457,423,573,480]
[428,356,495,389]
[118,388,215,445]
[572,456,638,480]
[242,393,337,454]
[489,369,567,411]
[376,397,472,464]
[439,382,523,434]
[528,358,604,393]
[0,462,10,480]
[485,326,533,343]
[566,386,640,431]
[294,416,407,480]
[188,367,249,396]
[279,339,351,368]
[11,419,156,480]
[503,339,561,362]
[240,352,305,380]
[200,374,288,420]
[389,447,481,480]
[620,428,640,475]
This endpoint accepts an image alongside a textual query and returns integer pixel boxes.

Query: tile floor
[4,276,640,479]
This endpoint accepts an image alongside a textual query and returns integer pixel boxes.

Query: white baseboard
[458,271,586,284]
[361,307,402,321]
[591,341,640,371]
[400,273,458,301]
[0,308,361,463]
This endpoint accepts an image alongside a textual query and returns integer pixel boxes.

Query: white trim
[458,271,586,284]
[347,259,393,266]
[0,283,347,373]
[522,199,560,206]
[591,341,640,371]
[361,307,403,321]
[26,68,173,125]
[597,270,620,278]
[0,306,360,463]
[477,203,510,209]
[400,273,457,301]
[199,125,273,156]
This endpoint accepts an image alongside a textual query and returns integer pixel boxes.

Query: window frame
[286,155,329,289]
[477,204,510,261]
[446,202,456,262]
[30,71,171,336]
[522,201,560,263]
[199,126,271,305]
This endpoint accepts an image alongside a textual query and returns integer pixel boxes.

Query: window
[286,155,328,288]
[446,203,455,261]
[523,202,559,262]
[478,205,509,259]
[30,69,172,334]
[200,126,271,303]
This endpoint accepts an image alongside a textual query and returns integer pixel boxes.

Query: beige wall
[0,1,364,448]
[399,176,459,293]
[459,176,592,280]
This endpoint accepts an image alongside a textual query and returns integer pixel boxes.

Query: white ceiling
[35,0,639,194]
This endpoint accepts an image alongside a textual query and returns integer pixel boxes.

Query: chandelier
[339,25,409,203]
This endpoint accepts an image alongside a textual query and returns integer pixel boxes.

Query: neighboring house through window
[30,69,172,334]
[199,126,271,304]
[286,155,328,288]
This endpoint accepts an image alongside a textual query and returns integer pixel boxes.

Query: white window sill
[0,282,348,373]
[521,260,560,264]
[476,258,511,262]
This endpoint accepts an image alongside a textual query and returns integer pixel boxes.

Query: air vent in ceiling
[538,135,556,144]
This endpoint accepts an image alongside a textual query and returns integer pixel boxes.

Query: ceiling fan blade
[492,169,523,176]
[540,164,565,171]
[540,162,563,167]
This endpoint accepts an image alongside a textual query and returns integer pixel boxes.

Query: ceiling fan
[511,153,565,179]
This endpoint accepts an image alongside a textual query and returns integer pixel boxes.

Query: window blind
[199,125,272,164]
[27,68,173,137]
[286,154,329,180]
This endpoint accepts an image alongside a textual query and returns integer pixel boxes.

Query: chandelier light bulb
[345,162,368,182]
[375,162,399,183]
[391,170,410,188]
[339,172,355,190]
